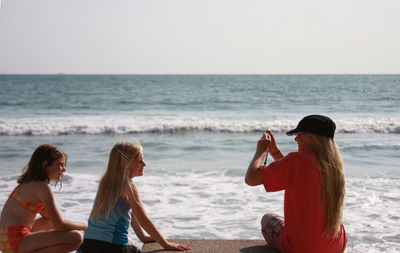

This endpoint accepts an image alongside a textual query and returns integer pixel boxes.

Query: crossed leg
[261,212,284,251]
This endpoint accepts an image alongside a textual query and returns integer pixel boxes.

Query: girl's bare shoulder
[18,181,50,201]
[121,180,142,205]
[122,180,138,195]
[20,181,48,190]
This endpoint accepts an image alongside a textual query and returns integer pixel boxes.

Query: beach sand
[142,239,280,253]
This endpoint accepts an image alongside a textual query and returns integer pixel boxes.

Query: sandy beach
[142,239,279,253]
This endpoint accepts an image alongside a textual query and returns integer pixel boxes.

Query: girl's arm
[245,131,270,186]
[131,210,154,243]
[31,208,53,231]
[39,207,49,219]
[123,182,190,251]
[38,183,87,231]
[267,130,284,160]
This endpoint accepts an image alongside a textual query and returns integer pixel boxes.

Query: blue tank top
[84,197,131,245]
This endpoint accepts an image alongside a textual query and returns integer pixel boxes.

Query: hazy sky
[0,0,399,74]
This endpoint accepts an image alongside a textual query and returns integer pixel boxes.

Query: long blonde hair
[310,135,345,238]
[90,141,142,220]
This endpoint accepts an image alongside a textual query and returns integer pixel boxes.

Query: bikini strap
[10,184,44,214]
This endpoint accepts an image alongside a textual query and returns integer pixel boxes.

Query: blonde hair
[310,135,345,238]
[90,141,142,220]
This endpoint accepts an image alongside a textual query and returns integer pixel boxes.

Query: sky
[0,0,399,74]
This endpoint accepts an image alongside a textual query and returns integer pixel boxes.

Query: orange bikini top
[10,184,44,214]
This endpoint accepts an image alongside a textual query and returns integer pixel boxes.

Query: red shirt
[259,152,347,253]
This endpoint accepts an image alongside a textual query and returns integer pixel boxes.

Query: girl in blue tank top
[78,141,191,253]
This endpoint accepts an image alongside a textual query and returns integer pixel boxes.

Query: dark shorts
[77,238,141,253]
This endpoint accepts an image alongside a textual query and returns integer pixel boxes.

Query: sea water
[0,75,399,252]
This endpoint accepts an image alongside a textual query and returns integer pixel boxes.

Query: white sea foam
[0,115,399,136]
[0,173,399,252]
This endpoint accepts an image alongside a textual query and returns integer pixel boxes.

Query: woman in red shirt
[245,115,347,253]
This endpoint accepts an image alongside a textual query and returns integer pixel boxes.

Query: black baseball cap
[286,115,336,139]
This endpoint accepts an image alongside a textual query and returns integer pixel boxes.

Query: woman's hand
[266,130,279,154]
[245,131,271,186]
[266,130,284,160]
[256,131,271,154]
[164,242,192,251]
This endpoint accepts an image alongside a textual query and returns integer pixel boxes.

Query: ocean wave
[0,116,399,136]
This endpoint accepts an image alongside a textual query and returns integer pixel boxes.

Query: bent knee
[67,230,83,248]
[261,212,277,225]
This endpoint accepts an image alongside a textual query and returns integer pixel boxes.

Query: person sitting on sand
[245,115,347,253]
[78,141,191,253]
[0,144,87,253]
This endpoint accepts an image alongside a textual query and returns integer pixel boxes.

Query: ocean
[0,74,399,252]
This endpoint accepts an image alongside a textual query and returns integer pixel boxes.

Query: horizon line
[1,73,399,76]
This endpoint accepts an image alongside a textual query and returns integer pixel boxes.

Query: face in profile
[46,156,66,181]
[128,153,146,178]
[295,132,314,152]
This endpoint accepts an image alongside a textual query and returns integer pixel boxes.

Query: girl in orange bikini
[0,144,87,253]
